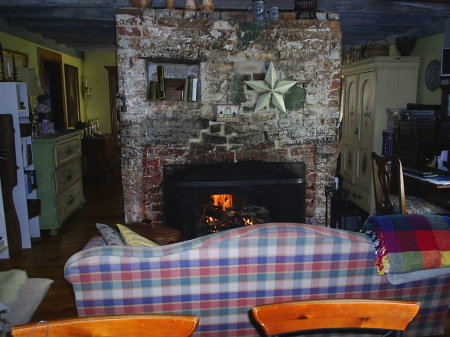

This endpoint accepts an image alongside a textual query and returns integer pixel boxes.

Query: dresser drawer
[55,137,81,168]
[55,159,82,195]
[56,180,84,223]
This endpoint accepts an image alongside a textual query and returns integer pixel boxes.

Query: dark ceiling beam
[0,7,116,21]
[24,25,115,36]
[49,35,115,44]
[64,43,116,51]
[6,18,116,29]
[341,25,413,35]
[318,0,450,16]
[339,12,435,26]
[0,18,85,57]
[0,0,130,6]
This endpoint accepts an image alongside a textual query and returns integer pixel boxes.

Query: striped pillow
[116,224,159,247]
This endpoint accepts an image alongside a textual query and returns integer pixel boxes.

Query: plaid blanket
[365,214,450,275]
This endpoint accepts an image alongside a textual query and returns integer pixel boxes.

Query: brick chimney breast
[116,11,341,225]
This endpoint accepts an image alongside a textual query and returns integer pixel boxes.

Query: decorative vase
[247,0,267,21]
[202,0,214,12]
[184,0,197,10]
[395,36,417,56]
[365,39,389,58]
[165,0,174,9]
[131,0,152,8]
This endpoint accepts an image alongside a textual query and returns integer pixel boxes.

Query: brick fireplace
[116,8,341,227]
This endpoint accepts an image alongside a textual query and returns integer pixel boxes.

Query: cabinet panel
[357,72,375,145]
[354,148,372,187]
[343,75,358,139]
[341,143,354,182]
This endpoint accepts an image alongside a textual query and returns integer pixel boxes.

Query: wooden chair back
[371,152,406,215]
[12,314,199,337]
[252,299,420,336]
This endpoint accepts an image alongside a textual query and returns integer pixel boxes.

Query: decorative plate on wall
[425,59,441,91]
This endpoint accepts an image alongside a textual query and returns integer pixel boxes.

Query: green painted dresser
[32,131,85,234]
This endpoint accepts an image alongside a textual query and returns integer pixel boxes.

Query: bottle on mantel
[157,66,165,99]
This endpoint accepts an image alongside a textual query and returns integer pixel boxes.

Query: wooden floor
[1,176,449,336]
[0,176,125,322]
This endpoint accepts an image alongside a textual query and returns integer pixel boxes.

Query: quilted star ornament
[245,61,297,113]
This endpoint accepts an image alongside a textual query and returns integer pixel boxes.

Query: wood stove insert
[163,161,306,239]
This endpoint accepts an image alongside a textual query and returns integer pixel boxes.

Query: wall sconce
[81,75,91,99]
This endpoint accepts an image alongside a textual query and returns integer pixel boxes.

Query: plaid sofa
[64,223,450,337]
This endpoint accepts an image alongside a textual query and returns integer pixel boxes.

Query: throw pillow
[116,224,159,247]
[0,269,28,307]
[96,223,125,246]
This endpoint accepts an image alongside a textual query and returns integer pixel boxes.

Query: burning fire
[203,194,256,233]
[211,194,233,211]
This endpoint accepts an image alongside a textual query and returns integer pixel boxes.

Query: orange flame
[211,194,233,211]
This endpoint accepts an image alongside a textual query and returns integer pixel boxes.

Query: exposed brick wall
[116,8,341,225]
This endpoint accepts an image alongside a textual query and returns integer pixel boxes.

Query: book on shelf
[26,143,33,166]
[21,138,28,167]
[24,170,37,193]
[21,140,33,168]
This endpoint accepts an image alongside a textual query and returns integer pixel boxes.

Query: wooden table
[403,172,450,189]
[403,172,450,209]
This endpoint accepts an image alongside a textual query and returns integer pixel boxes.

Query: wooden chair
[251,299,420,336]
[371,152,447,215]
[11,314,199,337]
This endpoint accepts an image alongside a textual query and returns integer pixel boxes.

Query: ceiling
[0,0,449,53]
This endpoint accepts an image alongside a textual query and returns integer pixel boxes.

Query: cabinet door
[354,71,375,188]
[340,74,358,181]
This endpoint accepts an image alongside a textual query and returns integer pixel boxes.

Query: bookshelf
[146,59,200,102]
[0,82,41,257]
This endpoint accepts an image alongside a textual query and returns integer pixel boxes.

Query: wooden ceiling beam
[318,0,450,16]
[0,0,130,7]
[7,18,116,29]
[0,7,116,21]
[339,12,435,26]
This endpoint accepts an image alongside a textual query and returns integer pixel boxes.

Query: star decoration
[245,61,297,113]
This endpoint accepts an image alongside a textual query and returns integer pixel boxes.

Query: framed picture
[64,64,81,128]
[215,104,239,122]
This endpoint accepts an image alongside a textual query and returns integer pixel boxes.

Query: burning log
[204,204,230,224]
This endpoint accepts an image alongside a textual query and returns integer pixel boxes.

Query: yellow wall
[390,33,444,105]
[0,31,117,132]
[0,31,86,122]
[84,51,117,133]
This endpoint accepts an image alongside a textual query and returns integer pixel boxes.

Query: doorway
[38,48,66,131]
